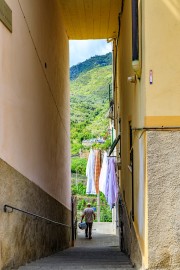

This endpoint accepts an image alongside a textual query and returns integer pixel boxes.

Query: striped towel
[94,150,101,193]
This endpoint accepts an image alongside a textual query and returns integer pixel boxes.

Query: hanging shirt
[99,151,108,196]
[106,157,119,208]
[86,149,96,195]
[94,150,101,194]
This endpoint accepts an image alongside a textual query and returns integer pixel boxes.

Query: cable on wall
[18,0,70,139]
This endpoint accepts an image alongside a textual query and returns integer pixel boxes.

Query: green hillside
[70,54,113,223]
[70,53,112,155]
[70,52,112,81]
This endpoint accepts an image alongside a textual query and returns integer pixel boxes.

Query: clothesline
[86,149,119,209]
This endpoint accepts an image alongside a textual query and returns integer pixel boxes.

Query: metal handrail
[4,204,71,228]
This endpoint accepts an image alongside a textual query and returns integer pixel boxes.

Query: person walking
[81,203,96,239]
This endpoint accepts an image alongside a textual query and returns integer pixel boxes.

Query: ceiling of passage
[59,0,122,40]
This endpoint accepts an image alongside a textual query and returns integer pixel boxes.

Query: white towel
[99,152,108,195]
[86,149,96,195]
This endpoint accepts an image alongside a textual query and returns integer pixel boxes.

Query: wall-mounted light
[127,75,136,84]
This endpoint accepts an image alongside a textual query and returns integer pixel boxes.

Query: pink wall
[0,0,71,209]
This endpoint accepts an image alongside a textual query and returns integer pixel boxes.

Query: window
[131,0,141,78]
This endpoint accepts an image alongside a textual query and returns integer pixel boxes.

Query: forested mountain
[70,52,112,81]
[70,53,112,155]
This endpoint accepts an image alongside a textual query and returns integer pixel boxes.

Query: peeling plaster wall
[147,131,180,269]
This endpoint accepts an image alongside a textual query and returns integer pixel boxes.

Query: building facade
[0,0,180,269]
[113,1,180,269]
[0,0,71,268]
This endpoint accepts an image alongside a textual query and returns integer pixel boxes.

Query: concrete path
[18,224,134,270]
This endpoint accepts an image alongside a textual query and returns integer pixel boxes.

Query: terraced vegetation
[70,53,113,222]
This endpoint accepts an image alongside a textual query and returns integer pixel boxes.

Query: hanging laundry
[99,151,108,196]
[105,157,119,209]
[94,150,101,194]
[86,149,96,195]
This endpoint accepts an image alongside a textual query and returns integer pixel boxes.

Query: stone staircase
[18,226,134,270]
[19,246,134,270]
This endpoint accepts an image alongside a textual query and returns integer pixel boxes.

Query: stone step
[18,231,134,270]
[19,265,134,270]
[19,263,134,269]
[18,249,134,270]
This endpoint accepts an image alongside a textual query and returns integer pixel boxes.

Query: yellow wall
[144,0,180,126]
[0,0,71,209]
[116,0,180,268]
[117,0,133,214]
[116,0,147,266]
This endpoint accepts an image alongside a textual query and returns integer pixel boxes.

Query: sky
[69,39,112,67]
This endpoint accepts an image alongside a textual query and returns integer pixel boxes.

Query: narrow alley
[1,1,180,269]
[18,224,134,270]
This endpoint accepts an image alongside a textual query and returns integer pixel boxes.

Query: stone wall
[0,159,71,270]
[118,195,142,269]
[147,131,180,270]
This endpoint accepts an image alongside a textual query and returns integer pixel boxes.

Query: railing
[4,204,71,228]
